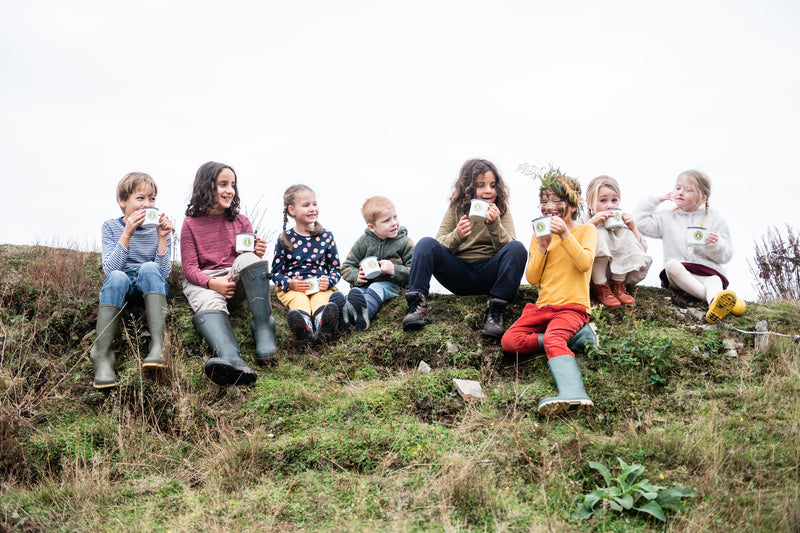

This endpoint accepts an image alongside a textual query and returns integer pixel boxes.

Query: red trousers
[500,304,589,358]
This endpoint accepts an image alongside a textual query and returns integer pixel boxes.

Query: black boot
[329,291,353,333]
[287,309,314,345]
[193,310,257,386]
[313,302,339,343]
[240,261,278,365]
[402,291,431,332]
[480,298,507,339]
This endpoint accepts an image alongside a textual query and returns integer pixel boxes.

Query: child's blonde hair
[117,172,157,210]
[676,169,711,219]
[361,196,395,225]
[585,175,620,216]
[279,184,323,251]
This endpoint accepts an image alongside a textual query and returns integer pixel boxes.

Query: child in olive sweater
[336,196,414,330]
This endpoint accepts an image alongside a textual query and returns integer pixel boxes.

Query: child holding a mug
[337,196,415,331]
[90,172,173,389]
[181,162,278,386]
[401,158,527,339]
[271,184,342,345]
[501,169,597,416]
[634,169,745,323]
[579,175,652,307]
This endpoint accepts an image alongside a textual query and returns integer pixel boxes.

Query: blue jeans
[367,281,401,303]
[99,262,168,307]
[408,237,527,301]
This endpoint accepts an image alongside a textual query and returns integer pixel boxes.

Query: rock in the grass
[446,341,459,353]
[417,360,431,374]
[755,320,770,352]
[723,338,739,358]
[453,379,485,401]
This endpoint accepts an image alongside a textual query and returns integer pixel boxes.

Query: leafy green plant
[572,458,695,522]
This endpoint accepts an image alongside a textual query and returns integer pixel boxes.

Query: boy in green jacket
[334,196,414,330]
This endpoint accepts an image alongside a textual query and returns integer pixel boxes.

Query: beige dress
[578,212,652,285]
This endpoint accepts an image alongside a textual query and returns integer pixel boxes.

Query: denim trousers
[99,261,168,307]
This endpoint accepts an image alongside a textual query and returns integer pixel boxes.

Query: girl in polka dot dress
[272,184,342,344]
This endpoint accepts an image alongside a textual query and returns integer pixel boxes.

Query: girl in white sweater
[635,169,745,323]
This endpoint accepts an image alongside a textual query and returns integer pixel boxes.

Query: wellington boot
[480,298,507,339]
[537,355,594,416]
[610,280,635,305]
[287,309,314,345]
[534,323,599,354]
[240,261,278,365]
[193,310,257,386]
[731,298,746,317]
[313,303,339,344]
[592,282,621,308]
[402,291,431,331]
[706,289,737,324]
[142,292,169,369]
[91,304,122,389]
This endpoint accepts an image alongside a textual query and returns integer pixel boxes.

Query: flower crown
[517,163,583,211]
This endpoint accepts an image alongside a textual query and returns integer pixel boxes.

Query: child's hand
[379,259,395,276]
[485,203,500,225]
[254,235,267,258]
[550,215,570,238]
[289,277,311,292]
[318,276,330,291]
[209,274,236,299]
[157,213,173,237]
[356,267,368,284]
[622,212,635,230]
[535,234,551,254]
[658,192,673,203]
[124,209,147,234]
[587,212,607,227]
[706,231,719,245]
[456,215,472,240]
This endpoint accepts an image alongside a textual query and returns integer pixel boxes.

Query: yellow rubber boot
[706,289,737,324]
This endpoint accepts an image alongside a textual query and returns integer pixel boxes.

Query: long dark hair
[185,161,240,221]
[449,159,509,215]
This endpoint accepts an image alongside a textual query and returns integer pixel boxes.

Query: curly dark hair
[185,161,240,221]
[449,159,509,215]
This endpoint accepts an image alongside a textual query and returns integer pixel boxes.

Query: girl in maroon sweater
[181,161,278,385]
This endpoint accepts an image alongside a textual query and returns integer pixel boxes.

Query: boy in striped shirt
[90,172,173,389]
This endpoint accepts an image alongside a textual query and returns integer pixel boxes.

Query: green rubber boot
[535,323,599,354]
[240,261,278,365]
[537,355,594,416]
[91,304,122,389]
[193,310,257,386]
[142,292,169,369]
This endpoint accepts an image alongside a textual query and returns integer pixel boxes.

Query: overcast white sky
[2,1,799,301]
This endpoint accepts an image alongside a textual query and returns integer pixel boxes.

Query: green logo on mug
[535,222,545,233]
[693,230,703,241]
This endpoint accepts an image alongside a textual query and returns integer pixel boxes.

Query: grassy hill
[1,244,798,532]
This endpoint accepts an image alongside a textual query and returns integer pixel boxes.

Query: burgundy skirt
[659,262,729,290]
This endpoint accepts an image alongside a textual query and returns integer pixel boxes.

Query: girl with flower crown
[501,168,597,416]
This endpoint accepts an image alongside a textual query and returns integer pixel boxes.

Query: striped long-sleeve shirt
[101,217,172,279]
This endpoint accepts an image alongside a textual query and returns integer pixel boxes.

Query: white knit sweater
[634,196,733,276]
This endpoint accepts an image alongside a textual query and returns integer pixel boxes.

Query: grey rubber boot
[402,291,431,331]
[329,291,353,333]
[240,261,278,365]
[193,310,257,386]
[347,287,370,330]
[534,323,599,354]
[480,298,507,339]
[142,292,169,369]
[91,304,122,389]
[537,355,594,416]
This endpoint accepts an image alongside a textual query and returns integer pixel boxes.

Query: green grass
[1,244,799,531]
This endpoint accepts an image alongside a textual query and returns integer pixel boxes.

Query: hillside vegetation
[1,244,798,532]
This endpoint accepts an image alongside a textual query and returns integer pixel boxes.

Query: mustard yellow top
[526,223,597,310]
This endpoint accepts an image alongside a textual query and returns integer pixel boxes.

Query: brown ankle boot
[610,280,635,305]
[592,282,621,308]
